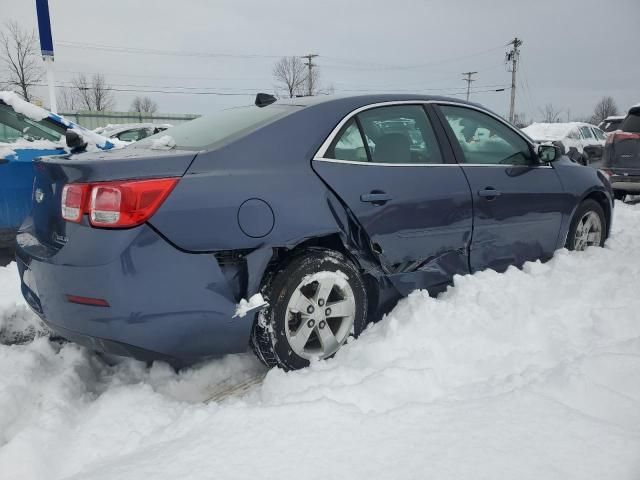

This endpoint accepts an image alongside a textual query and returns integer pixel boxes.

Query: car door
[579,126,601,163]
[312,103,473,294]
[434,103,566,273]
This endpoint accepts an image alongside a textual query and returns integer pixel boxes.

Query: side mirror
[65,129,88,152]
[537,143,561,163]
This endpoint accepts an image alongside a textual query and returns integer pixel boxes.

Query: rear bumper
[15,224,254,365]
[610,175,640,193]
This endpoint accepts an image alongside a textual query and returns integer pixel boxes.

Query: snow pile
[0,263,48,345]
[0,91,49,121]
[0,146,16,159]
[150,135,176,150]
[234,293,267,318]
[0,204,640,479]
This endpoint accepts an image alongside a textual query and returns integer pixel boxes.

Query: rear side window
[326,118,368,162]
[621,112,640,133]
[134,104,299,150]
[440,105,532,165]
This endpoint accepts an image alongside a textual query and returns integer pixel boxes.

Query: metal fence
[58,111,200,130]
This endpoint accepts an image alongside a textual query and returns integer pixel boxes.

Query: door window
[325,105,444,164]
[579,126,594,140]
[357,105,443,164]
[440,105,532,165]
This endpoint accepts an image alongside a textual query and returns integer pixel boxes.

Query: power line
[56,39,506,72]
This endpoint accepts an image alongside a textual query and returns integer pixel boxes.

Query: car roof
[274,93,486,110]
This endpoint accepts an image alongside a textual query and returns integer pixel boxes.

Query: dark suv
[602,105,640,200]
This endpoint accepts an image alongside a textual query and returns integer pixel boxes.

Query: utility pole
[462,71,477,101]
[506,37,522,123]
[301,53,318,96]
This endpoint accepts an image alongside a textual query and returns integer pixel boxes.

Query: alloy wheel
[284,273,356,360]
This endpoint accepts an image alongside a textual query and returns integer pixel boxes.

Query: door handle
[360,192,393,205]
[478,187,502,199]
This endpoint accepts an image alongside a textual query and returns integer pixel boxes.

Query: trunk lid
[24,148,197,254]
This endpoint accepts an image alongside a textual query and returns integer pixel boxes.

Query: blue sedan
[15,94,613,370]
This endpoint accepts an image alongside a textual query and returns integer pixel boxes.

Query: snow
[1,138,64,152]
[0,91,50,121]
[1,203,640,479]
[0,146,16,159]
[233,293,267,318]
[522,122,578,141]
[150,135,176,150]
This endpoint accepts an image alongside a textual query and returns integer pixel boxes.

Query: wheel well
[584,191,611,236]
[269,234,380,319]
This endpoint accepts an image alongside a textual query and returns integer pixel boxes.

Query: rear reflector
[66,294,110,307]
[61,177,178,228]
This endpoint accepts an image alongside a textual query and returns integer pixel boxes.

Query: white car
[93,123,172,143]
[522,122,606,165]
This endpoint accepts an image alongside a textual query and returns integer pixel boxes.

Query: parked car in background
[94,123,172,142]
[599,116,625,133]
[16,94,612,370]
[0,91,117,250]
[601,104,640,200]
[522,122,606,165]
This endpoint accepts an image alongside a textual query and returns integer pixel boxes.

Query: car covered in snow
[0,92,117,249]
[16,94,613,370]
[601,104,640,200]
[522,122,607,166]
[94,123,172,143]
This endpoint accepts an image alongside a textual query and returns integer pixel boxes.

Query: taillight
[61,184,89,223]
[608,131,640,144]
[61,178,178,228]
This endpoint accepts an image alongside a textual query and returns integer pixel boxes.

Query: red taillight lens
[608,131,640,144]
[61,178,178,228]
[61,184,89,223]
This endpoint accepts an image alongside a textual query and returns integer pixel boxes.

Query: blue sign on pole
[35,0,54,57]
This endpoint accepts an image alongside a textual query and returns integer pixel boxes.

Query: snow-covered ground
[1,203,640,480]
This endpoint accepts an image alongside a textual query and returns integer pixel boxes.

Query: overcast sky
[1,0,638,121]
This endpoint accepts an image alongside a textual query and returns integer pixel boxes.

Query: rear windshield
[133,104,300,151]
[602,119,623,132]
[0,103,66,143]
[620,112,640,133]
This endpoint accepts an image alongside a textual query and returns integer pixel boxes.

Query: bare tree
[0,21,43,102]
[71,73,115,111]
[591,96,618,125]
[130,95,158,114]
[539,103,562,123]
[273,56,307,98]
[57,86,78,111]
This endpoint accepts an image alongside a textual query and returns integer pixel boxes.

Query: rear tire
[251,249,368,370]
[565,199,606,251]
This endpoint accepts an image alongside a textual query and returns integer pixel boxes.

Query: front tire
[565,199,606,251]
[251,249,368,370]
